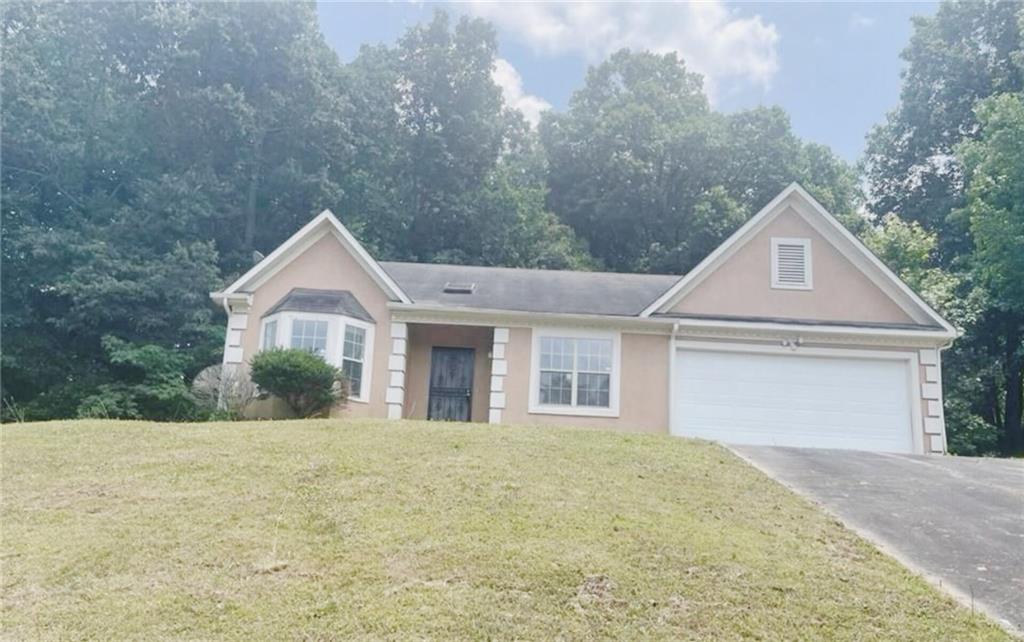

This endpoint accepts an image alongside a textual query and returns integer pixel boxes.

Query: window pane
[539,370,573,405]
[576,372,610,407]
[576,339,612,373]
[343,325,365,361]
[540,337,573,371]
[262,320,277,351]
[290,319,328,355]
[341,359,363,397]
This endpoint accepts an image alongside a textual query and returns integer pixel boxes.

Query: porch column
[218,300,250,409]
[489,327,509,424]
[386,322,407,419]
[919,348,945,453]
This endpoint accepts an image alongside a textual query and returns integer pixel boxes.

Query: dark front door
[428,347,474,421]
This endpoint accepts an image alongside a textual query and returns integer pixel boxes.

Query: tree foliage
[540,51,859,274]
[861,3,1024,455]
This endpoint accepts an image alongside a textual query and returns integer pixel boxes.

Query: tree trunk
[243,132,265,252]
[1003,317,1024,455]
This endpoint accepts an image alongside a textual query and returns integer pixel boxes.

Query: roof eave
[388,302,956,344]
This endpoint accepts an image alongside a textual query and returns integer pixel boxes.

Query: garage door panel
[673,348,915,453]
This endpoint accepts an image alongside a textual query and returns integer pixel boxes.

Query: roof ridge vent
[443,281,476,294]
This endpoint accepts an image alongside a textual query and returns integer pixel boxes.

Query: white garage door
[672,347,915,453]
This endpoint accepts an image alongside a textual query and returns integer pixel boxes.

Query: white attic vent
[443,282,476,294]
[771,238,812,290]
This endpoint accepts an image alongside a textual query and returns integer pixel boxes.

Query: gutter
[387,302,957,343]
[209,291,253,308]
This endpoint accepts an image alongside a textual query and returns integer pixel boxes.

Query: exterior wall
[403,324,493,422]
[501,327,670,433]
[239,232,393,418]
[670,207,915,325]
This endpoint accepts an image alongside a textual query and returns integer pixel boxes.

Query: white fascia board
[326,212,412,304]
[386,302,953,344]
[387,303,676,333]
[640,182,957,337]
[785,184,956,335]
[641,184,802,317]
[217,209,411,304]
[670,316,956,343]
[219,210,334,296]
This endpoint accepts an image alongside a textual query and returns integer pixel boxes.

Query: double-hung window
[261,320,278,351]
[532,330,618,416]
[341,324,366,400]
[290,319,328,356]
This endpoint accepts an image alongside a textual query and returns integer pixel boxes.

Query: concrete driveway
[730,446,1024,635]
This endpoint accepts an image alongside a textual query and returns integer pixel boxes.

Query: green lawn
[1,419,1007,640]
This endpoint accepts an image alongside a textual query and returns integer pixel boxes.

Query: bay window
[258,312,374,402]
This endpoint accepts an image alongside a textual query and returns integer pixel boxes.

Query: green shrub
[249,349,345,418]
[77,336,199,421]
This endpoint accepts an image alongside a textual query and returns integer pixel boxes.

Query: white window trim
[259,311,375,404]
[260,319,278,352]
[771,237,813,290]
[528,327,621,418]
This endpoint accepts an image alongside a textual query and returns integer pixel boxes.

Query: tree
[1,2,352,420]
[541,50,860,274]
[862,1,1024,256]
[955,93,1024,454]
[861,1,1024,456]
[338,10,590,269]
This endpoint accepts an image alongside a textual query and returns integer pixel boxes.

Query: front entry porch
[385,322,509,423]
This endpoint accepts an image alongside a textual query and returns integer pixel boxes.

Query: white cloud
[467,2,780,99]
[492,58,551,126]
[849,12,875,30]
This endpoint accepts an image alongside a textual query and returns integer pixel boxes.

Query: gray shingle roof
[263,288,374,322]
[380,262,680,317]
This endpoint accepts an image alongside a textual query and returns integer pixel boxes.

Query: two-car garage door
[671,346,917,453]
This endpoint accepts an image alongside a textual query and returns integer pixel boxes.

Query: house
[210,184,956,454]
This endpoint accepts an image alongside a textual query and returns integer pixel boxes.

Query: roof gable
[211,210,410,304]
[641,183,956,334]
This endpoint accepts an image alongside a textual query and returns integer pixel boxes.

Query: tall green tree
[541,50,859,274]
[863,1,1023,257]
[955,93,1024,453]
[1,2,354,419]
[338,11,589,269]
[861,2,1024,455]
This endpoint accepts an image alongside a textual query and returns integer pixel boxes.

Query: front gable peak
[211,210,411,305]
[642,183,955,335]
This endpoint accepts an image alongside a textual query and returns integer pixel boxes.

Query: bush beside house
[249,349,347,418]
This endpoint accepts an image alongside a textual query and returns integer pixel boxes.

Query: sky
[317,2,937,163]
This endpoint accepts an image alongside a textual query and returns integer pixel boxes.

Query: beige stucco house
[211,184,956,454]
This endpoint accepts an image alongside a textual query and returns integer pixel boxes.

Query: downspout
[668,321,680,434]
[937,336,955,453]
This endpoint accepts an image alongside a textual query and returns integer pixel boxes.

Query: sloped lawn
[1,419,1008,640]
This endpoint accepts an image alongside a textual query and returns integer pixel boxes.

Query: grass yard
[1,419,1008,640]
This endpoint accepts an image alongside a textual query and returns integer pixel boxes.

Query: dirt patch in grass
[1,419,1009,640]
